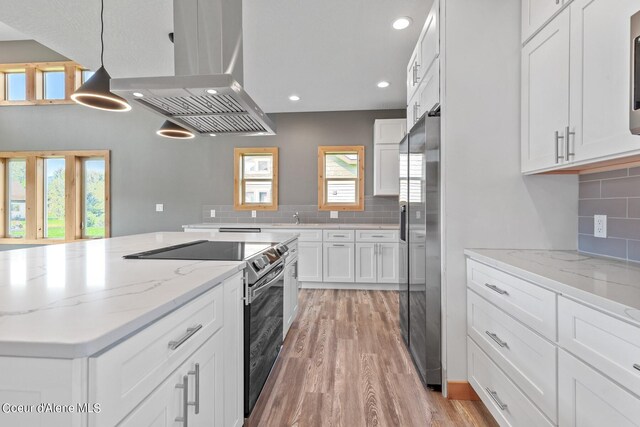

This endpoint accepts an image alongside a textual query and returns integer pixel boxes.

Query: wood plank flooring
[247,289,498,427]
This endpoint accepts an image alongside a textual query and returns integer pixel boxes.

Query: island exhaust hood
[111,0,275,136]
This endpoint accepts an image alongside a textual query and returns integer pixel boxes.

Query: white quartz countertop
[0,231,297,358]
[183,223,399,230]
[465,249,640,326]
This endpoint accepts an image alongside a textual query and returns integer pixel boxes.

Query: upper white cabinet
[373,119,406,196]
[521,8,571,173]
[407,0,440,119]
[522,0,640,173]
[522,0,568,43]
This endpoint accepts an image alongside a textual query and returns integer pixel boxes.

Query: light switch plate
[210,209,216,218]
[594,215,607,238]
[330,211,339,219]
[251,210,257,218]
[155,204,164,212]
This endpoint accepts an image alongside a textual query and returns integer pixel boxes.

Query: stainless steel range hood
[111,0,275,136]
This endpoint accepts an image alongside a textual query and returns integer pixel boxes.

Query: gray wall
[578,167,640,261]
[0,104,403,238]
[441,0,578,384]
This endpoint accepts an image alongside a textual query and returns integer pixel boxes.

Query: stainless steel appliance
[399,112,442,387]
[123,239,290,417]
[631,11,640,134]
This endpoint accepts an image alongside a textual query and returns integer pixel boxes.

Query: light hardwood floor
[247,289,498,427]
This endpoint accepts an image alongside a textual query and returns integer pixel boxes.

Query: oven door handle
[250,265,286,301]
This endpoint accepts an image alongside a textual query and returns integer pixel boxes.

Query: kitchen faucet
[293,212,300,225]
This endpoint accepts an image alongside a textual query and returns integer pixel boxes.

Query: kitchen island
[0,231,297,427]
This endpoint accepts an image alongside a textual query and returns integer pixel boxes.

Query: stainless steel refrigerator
[399,112,442,387]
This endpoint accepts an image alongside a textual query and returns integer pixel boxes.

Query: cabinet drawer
[558,296,640,397]
[468,290,557,422]
[271,228,322,242]
[467,259,557,340]
[89,284,225,427]
[559,349,640,427]
[468,338,554,427]
[323,229,355,242]
[355,230,398,242]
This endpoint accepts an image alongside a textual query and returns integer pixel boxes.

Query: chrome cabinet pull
[188,363,200,414]
[484,283,509,296]
[168,324,203,350]
[412,62,420,85]
[333,234,347,237]
[175,375,189,425]
[333,244,345,247]
[485,331,508,348]
[485,387,508,410]
[372,235,385,238]
[555,131,565,163]
[633,363,640,372]
[565,126,575,159]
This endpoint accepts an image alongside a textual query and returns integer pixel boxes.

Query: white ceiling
[0,0,430,113]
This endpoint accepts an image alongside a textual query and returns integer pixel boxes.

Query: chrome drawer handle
[333,234,347,238]
[634,364,640,372]
[485,283,509,296]
[371,235,385,238]
[485,387,508,410]
[188,363,200,414]
[485,331,508,348]
[333,244,345,247]
[168,324,203,350]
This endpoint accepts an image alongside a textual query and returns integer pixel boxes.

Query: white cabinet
[408,58,441,130]
[407,0,440,105]
[407,48,421,104]
[559,349,640,427]
[223,274,244,427]
[373,119,405,196]
[355,243,377,283]
[377,243,400,284]
[522,0,567,43]
[521,7,571,173]
[323,243,355,282]
[569,0,640,162]
[284,257,299,338]
[297,241,323,282]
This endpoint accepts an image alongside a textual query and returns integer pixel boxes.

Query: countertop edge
[0,263,246,359]
[182,223,399,230]
[464,249,640,327]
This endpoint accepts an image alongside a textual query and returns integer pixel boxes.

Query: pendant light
[71,0,131,112]
[156,120,195,139]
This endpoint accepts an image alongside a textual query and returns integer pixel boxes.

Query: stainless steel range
[123,239,290,418]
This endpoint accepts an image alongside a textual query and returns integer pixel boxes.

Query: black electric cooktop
[123,240,275,261]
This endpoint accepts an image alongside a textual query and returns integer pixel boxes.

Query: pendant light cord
[100,0,105,67]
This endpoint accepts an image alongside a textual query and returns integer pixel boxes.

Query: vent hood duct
[111,0,275,136]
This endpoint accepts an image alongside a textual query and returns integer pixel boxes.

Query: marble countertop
[0,231,297,358]
[465,249,640,326]
[183,223,399,230]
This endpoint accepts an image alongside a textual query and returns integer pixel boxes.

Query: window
[5,72,26,101]
[0,61,84,105]
[234,148,278,210]
[0,151,110,244]
[399,152,424,203]
[318,146,364,211]
[43,70,65,100]
[81,70,95,84]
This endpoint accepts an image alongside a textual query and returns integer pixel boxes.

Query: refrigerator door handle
[400,205,407,242]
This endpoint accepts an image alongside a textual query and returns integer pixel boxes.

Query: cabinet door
[418,58,440,116]
[374,144,400,196]
[569,0,640,163]
[223,275,244,427]
[522,0,564,43]
[298,242,323,282]
[559,349,640,427]
[419,0,439,78]
[521,8,571,173]
[407,48,420,103]
[374,119,406,144]
[283,263,294,337]
[190,331,225,427]
[323,243,355,282]
[355,243,377,283]
[377,243,400,284]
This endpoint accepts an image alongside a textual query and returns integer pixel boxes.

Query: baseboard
[447,381,480,401]
[300,282,399,291]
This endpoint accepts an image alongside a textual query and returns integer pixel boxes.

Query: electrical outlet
[210,209,216,218]
[155,204,164,212]
[251,210,257,218]
[594,215,607,238]
[330,211,339,219]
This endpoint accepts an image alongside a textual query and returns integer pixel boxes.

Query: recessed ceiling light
[392,17,412,30]
[289,95,300,101]
[377,81,390,88]
[133,92,144,98]
[209,133,217,137]
[206,89,218,94]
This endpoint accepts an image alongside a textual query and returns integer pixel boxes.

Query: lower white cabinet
[559,349,640,427]
[323,243,355,282]
[355,243,377,283]
[356,242,399,284]
[284,257,299,338]
[298,241,323,282]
